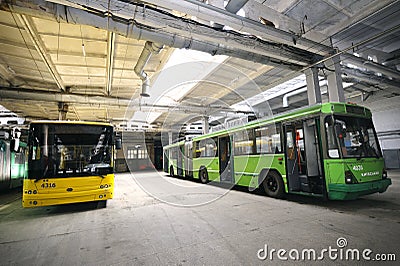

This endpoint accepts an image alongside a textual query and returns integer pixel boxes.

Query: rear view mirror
[10,138,20,152]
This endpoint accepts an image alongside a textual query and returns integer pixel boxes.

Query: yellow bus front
[23,174,114,208]
[23,121,115,208]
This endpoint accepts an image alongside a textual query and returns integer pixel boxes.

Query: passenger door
[284,119,323,194]
[177,146,183,176]
[184,141,193,177]
[284,123,300,191]
[219,136,233,182]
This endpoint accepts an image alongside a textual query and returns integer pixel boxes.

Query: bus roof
[163,102,372,147]
[192,102,371,142]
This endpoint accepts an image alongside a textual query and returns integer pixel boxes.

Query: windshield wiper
[91,173,106,179]
[34,167,48,182]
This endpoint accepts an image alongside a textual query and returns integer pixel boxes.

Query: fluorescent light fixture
[81,43,86,57]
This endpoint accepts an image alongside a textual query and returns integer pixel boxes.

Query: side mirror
[115,138,122,150]
[10,138,20,152]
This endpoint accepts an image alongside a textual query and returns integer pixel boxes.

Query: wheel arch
[258,168,283,188]
[196,165,207,179]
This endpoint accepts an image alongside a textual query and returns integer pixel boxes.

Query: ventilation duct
[134,41,164,97]
[225,0,249,13]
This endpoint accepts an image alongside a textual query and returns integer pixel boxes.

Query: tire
[199,168,209,184]
[262,171,285,199]
[170,166,175,177]
[97,200,107,208]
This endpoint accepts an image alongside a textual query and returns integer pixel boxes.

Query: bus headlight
[345,170,358,184]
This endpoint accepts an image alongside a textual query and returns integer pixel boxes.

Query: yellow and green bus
[22,121,119,208]
[164,103,391,200]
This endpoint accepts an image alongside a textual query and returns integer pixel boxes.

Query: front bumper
[328,178,392,200]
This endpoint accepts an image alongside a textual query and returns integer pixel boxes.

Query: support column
[305,67,321,106]
[203,117,209,134]
[168,131,173,145]
[324,55,345,102]
[58,102,68,120]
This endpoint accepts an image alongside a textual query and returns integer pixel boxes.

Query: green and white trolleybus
[163,103,391,200]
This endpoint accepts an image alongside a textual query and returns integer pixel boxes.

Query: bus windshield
[28,123,113,179]
[325,115,382,159]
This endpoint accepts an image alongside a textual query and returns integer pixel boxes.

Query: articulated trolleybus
[23,121,119,208]
[164,103,391,200]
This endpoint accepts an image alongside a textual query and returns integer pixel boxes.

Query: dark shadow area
[0,187,22,205]
[0,201,104,223]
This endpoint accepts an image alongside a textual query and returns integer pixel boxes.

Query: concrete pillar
[58,102,68,120]
[168,131,172,145]
[324,56,345,102]
[305,67,322,106]
[203,117,209,134]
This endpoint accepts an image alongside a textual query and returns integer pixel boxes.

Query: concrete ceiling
[0,0,399,131]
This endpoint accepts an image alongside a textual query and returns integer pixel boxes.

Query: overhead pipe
[345,56,400,80]
[152,0,333,55]
[146,0,400,77]
[212,0,249,29]
[225,0,249,13]
[134,41,164,97]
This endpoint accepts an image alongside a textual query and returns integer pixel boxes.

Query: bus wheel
[170,166,175,177]
[199,168,209,184]
[263,172,284,199]
[97,200,107,208]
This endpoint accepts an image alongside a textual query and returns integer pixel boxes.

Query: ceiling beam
[0,86,130,106]
[15,14,65,91]
[0,86,247,115]
[242,0,328,44]
[47,50,106,59]
[37,31,107,42]
[0,37,36,50]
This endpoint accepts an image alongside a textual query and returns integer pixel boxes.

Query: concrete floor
[0,170,399,265]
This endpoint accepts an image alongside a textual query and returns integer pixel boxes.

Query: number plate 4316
[41,182,56,188]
